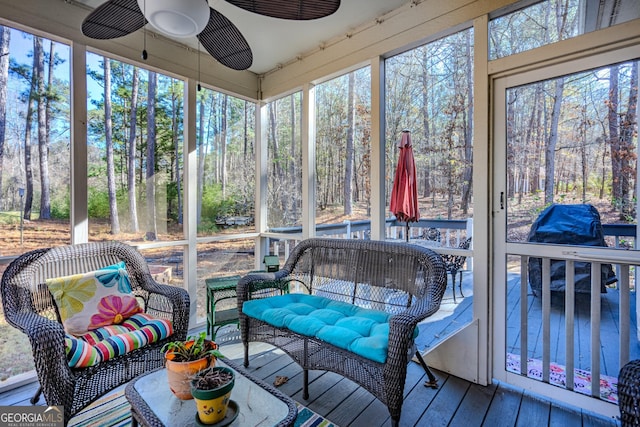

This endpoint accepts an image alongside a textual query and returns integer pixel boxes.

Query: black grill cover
[527,204,617,295]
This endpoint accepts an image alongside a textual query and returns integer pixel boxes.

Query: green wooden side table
[205,270,292,339]
[205,275,242,339]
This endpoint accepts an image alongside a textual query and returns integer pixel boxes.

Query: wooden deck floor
[0,335,620,426]
[0,272,628,426]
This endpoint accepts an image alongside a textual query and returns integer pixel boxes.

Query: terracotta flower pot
[165,356,213,400]
[191,367,235,425]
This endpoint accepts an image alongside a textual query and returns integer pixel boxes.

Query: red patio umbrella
[390,130,419,241]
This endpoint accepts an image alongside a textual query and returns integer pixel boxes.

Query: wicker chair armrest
[386,296,440,362]
[142,276,189,309]
[6,310,64,342]
[137,275,190,340]
[9,311,70,379]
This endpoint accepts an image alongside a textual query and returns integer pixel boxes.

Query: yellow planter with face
[191,366,235,424]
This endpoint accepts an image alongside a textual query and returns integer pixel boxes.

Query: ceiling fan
[81,0,341,71]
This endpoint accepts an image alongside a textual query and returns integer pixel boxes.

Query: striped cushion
[65,335,101,367]
[64,313,173,368]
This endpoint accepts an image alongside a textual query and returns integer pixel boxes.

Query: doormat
[68,388,338,427]
[506,352,618,404]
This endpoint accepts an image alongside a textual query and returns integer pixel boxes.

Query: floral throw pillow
[46,261,143,336]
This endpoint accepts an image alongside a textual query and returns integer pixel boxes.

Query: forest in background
[0,0,638,249]
[0,0,638,384]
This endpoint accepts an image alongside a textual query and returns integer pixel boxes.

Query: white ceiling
[75,0,411,75]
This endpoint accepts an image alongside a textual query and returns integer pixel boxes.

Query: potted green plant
[162,332,224,400]
[191,366,237,425]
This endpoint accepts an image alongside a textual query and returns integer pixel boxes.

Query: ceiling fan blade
[225,0,341,20]
[197,9,253,71]
[82,0,146,40]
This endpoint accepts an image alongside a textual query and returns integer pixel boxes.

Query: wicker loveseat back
[1,242,190,425]
[238,238,447,427]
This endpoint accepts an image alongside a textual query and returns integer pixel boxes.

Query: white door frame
[491,43,640,418]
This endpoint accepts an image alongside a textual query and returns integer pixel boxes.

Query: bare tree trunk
[506,90,516,199]
[600,137,607,199]
[420,47,432,199]
[523,85,542,202]
[460,30,473,214]
[104,58,120,233]
[444,102,461,220]
[0,26,10,203]
[196,94,206,225]
[544,78,565,205]
[128,67,139,232]
[269,102,286,220]
[608,64,622,213]
[172,81,182,224]
[579,103,588,202]
[618,62,638,218]
[530,84,544,193]
[35,37,50,219]
[344,72,355,215]
[24,38,38,220]
[145,70,157,241]
[243,100,248,158]
[221,94,228,199]
[289,94,297,220]
[42,40,55,217]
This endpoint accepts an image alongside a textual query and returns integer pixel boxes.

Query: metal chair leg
[30,386,42,404]
[415,351,438,388]
[450,271,458,303]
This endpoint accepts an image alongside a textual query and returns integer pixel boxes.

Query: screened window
[0,24,71,381]
[266,92,303,230]
[315,67,371,238]
[195,87,256,237]
[385,28,474,231]
[505,60,639,246]
[489,0,639,60]
[86,54,184,242]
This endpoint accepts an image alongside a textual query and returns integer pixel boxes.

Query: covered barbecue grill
[527,204,617,296]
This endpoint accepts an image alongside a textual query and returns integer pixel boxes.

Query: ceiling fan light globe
[136,0,209,38]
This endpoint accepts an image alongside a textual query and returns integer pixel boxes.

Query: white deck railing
[507,242,638,400]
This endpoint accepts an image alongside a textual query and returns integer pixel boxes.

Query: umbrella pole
[406,222,410,242]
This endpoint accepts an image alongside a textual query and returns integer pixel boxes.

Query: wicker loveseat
[238,238,447,427]
[0,242,190,424]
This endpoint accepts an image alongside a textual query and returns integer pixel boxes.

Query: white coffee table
[125,357,297,427]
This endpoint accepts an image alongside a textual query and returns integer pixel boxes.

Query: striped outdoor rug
[69,389,337,427]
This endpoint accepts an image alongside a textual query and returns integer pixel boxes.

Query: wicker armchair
[239,238,447,427]
[0,242,190,425]
[619,359,640,426]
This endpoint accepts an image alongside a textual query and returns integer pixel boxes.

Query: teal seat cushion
[242,294,418,363]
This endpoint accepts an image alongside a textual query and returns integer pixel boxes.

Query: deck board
[395,367,437,426]
[351,399,390,427]
[516,391,551,427]
[327,384,376,426]
[449,382,498,427]
[414,375,470,427]
[483,383,525,427]
[549,401,582,427]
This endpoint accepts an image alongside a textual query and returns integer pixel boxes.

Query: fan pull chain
[141,0,148,60]
[197,41,201,92]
